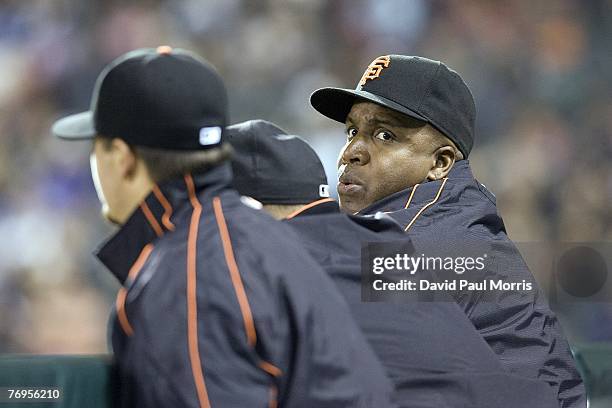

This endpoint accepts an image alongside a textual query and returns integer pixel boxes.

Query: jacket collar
[96,163,233,284]
[285,197,405,234]
[284,198,339,219]
[358,160,475,215]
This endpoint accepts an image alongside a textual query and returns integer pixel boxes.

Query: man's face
[337,101,436,214]
[91,137,151,225]
[91,138,123,224]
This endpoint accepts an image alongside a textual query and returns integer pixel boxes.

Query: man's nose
[340,137,370,166]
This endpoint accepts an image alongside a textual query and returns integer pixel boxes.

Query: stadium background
[0,0,610,353]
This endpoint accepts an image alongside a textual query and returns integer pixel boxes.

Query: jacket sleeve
[120,290,276,408]
[460,240,586,408]
[130,203,396,408]
[227,225,397,408]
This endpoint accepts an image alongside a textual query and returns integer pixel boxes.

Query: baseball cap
[52,46,227,150]
[310,55,475,157]
[226,119,330,205]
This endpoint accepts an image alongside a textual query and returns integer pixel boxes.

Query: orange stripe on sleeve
[213,196,257,347]
[213,197,286,403]
[259,360,282,377]
[115,244,155,337]
[213,195,285,383]
[115,288,133,337]
[152,185,176,231]
[284,198,335,219]
[184,174,211,408]
[260,361,281,408]
[268,385,278,408]
[184,177,281,406]
[140,201,164,237]
[126,244,154,283]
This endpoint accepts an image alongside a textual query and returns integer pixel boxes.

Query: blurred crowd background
[0,0,610,353]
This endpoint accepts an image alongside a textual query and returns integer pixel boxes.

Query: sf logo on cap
[358,56,391,87]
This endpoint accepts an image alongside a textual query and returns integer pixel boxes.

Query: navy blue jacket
[286,201,560,408]
[96,163,395,408]
[358,160,585,408]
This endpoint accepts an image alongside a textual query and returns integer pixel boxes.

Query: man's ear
[427,146,456,181]
[111,138,138,179]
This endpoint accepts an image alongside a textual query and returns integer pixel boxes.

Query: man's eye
[375,131,394,142]
[346,127,358,140]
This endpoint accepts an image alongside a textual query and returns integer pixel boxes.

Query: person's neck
[96,163,233,284]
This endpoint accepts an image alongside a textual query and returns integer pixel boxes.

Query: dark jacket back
[97,164,395,408]
[287,202,560,408]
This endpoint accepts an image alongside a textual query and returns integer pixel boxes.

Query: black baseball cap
[52,46,227,150]
[310,55,475,157]
[226,119,330,205]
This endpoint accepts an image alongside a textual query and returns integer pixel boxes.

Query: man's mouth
[337,172,364,195]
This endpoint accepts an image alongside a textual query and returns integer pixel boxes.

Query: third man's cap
[226,119,330,205]
[310,55,475,157]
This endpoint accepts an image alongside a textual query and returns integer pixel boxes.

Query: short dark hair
[97,136,232,183]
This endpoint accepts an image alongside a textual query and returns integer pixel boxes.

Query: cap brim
[52,111,96,140]
[310,87,427,124]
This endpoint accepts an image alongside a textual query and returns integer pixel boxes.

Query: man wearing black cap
[310,55,585,408]
[227,119,562,408]
[228,119,333,219]
[52,47,396,407]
